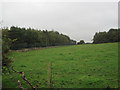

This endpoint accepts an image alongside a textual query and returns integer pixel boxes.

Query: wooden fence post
[47,62,52,88]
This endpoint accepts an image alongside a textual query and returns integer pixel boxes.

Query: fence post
[47,62,52,88]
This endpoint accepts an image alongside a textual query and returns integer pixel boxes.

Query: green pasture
[3,43,118,88]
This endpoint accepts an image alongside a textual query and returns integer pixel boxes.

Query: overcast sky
[1,1,118,42]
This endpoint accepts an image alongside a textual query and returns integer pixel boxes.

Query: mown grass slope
[3,43,118,88]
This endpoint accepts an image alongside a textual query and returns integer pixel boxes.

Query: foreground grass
[3,43,118,88]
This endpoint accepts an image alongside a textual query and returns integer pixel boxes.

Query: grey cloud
[2,2,118,42]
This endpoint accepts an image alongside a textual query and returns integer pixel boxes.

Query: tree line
[93,28,120,44]
[2,26,76,50]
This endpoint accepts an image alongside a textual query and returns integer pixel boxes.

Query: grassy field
[3,43,118,88]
